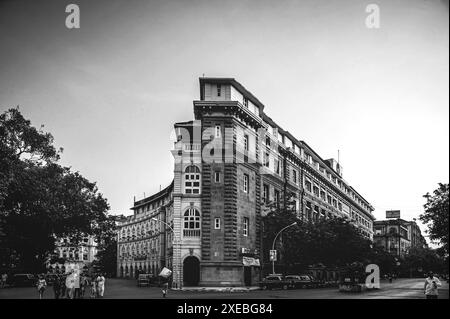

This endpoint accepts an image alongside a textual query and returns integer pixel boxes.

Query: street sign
[386,210,400,219]
[269,250,277,262]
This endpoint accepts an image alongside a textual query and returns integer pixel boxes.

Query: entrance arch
[183,256,200,286]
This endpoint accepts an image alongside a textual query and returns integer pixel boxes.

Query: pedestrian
[161,277,169,298]
[60,275,67,298]
[37,275,47,299]
[53,275,61,299]
[96,273,106,298]
[424,271,442,299]
[65,271,75,299]
[1,273,7,288]
[80,274,88,298]
[91,274,97,298]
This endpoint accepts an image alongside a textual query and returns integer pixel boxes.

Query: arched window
[183,208,201,237]
[185,166,201,194]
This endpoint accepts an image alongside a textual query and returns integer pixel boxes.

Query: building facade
[117,77,375,288]
[47,236,98,273]
[373,218,428,257]
[116,183,174,280]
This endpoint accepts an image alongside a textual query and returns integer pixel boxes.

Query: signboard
[242,257,260,267]
[386,210,400,219]
[269,250,277,262]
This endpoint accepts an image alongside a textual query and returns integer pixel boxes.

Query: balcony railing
[184,143,201,151]
[183,229,201,237]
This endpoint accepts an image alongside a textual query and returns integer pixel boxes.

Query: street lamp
[151,217,181,289]
[271,222,297,275]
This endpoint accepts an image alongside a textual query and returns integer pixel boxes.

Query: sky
[0,0,448,245]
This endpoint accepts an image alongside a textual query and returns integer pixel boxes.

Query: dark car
[259,275,289,290]
[11,274,36,287]
[285,275,316,289]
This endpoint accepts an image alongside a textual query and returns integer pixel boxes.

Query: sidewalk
[179,286,260,292]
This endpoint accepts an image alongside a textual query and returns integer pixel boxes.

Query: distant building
[373,218,427,257]
[47,236,98,273]
[407,220,428,250]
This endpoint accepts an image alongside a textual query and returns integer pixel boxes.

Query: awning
[243,256,260,267]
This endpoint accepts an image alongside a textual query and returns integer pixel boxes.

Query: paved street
[0,278,448,299]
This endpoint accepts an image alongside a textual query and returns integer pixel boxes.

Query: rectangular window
[293,170,297,184]
[263,184,269,203]
[265,136,271,147]
[243,217,249,236]
[215,125,221,138]
[320,190,326,201]
[305,179,312,192]
[214,171,220,183]
[274,190,280,206]
[264,152,270,167]
[313,185,319,197]
[217,84,221,97]
[214,218,221,229]
[243,97,248,108]
[244,134,249,151]
[243,174,249,193]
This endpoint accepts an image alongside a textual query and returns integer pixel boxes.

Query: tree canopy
[420,183,449,255]
[0,107,113,273]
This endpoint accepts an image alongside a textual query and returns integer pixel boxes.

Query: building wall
[118,77,376,287]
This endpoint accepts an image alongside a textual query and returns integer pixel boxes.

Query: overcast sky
[0,0,448,244]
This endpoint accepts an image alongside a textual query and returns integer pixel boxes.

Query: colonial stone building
[117,77,375,288]
[373,218,427,257]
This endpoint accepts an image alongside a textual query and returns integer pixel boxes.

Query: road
[0,278,448,299]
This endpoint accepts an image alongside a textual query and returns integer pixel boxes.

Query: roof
[199,77,266,112]
[131,180,174,210]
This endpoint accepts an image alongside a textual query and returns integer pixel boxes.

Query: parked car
[259,275,289,290]
[285,275,317,289]
[137,274,151,287]
[11,274,36,287]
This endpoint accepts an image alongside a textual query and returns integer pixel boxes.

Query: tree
[262,192,373,275]
[0,107,112,273]
[94,215,119,277]
[420,183,449,255]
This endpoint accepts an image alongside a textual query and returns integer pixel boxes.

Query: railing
[183,229,201,237]
[184,143,201,151]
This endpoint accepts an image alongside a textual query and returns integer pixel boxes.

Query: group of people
[36,272,106,299]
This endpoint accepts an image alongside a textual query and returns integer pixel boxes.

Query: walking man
[96,273,105,298]
[37,275,47,299]
[53,275,61,299]
[424,271,442,299]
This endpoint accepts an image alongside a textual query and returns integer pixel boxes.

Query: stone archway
[183,256,200,286]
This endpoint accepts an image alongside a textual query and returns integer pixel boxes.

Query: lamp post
[152,217,181,289]
[271,222,297,275]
